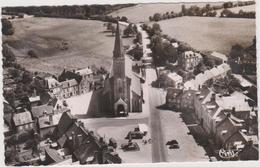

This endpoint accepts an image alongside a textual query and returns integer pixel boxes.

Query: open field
[216,4,255,17]
[110,2,223,23]
[151,16,255,55]
[3,17,132,75]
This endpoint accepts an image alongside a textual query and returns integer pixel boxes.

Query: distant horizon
[1,0,253,7]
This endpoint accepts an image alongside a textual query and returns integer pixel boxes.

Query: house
[45,77,62,99]
[12,110,35,133]
[29,89,41,107]
[52,112,122,164]
[184,63,231,90]
[239,141,259,160]
[165,88,183,110]
[44,147,72,165]
[37,108,67,139]
[102,22,142,117]
[215,91,253,120]
[75,67,93,94]
[166,72,183,89]
[224,129,258,150]
[61,79,79,98]
[209,51,228,64]
[31,105,54,119]
[178,51,202,71]
[58,70,82,98]
[215,113,245,148]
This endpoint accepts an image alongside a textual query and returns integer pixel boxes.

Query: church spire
[113,21,124,58]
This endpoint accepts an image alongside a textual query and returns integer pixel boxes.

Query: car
[125,131,143,140]
[166,140,178,146]
[166,140,180,149]
[121,142,140,152]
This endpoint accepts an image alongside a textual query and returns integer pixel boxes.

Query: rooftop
[184,64,231,90]
[31,105,54,118]
[61,79,78,88]
[210,51,227,61]
[167,72,183,82]
[76,67,93,76]
[216,91,252,112]
[46,77,61,89]
[13,111,34,126]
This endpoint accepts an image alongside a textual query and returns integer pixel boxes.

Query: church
[102,22,143,117]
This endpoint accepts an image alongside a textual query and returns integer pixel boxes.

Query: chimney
[211,93,216,102]
[49,114,53,124]
[71,131,76,147]
[226,112,231,118]
[247,138,253,147]
[33,89,37,97]
[232,107,236,115]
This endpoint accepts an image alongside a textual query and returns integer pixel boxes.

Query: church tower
[111,22,130,116]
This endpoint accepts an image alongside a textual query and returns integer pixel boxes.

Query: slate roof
[61,79,78,89]
[216,91,252,112]
[45,77,61,89]
[184,64,231,90]
[58,70,82,83]
[13,111,34,126]
[45,147,65,163]
[76,68,93,75]
[31,105,54,118]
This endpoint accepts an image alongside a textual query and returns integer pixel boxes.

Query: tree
[28,50,38,58]
[123,24,135,37]
[181,4,186,15]
[229,44,244,59]
[149,16,153,21]
[221,9,232,17]
[2,18,15,35]
[2,44,16,67]
[106,22,112,30]
[111,25,116,35]
[153,13,162,22]
[120,16,128,22]
[127,44,143,60]
[151,23,162,36]
[223,2,233,9]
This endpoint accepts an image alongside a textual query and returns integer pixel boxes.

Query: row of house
[184,63,231,90]
[45,67,94,99]
[166,85,258,160]
[43,111,122,165]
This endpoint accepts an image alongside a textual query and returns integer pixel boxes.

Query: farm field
[151,16,255,55]
[216,4,255,16]
[110,2,223,23]
[3,17,132,75]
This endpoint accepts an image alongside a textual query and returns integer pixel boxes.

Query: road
[149,87,168,162]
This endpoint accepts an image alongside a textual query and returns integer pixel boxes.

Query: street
[148,87,209,162]
[148,87,168,162]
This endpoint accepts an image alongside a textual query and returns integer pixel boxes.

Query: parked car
[125,131,143,139]
[166,140,180,149]
[121,142,140,152]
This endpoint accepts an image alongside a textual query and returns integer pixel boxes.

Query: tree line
[220,9,255,18]
[149,1,255,22]
[2,4,135,21]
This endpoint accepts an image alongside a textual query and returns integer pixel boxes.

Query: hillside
[109,2,223,23]
[3,17,132,75]
[216,4,255,17]
[152,16,255,55]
